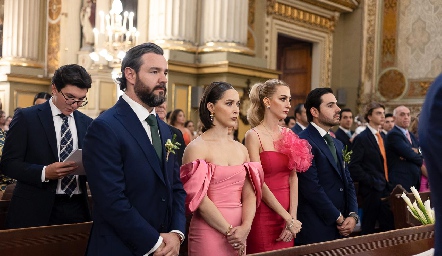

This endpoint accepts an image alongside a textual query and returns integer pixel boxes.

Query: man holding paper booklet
[0,64,93,228]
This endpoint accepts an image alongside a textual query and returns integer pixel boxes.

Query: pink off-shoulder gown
[180,160,263,256]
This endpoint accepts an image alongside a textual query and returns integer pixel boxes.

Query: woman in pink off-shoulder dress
[245,79,313,253]
[180,82,263,256]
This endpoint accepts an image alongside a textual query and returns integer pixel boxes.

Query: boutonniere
[165,134,181,161]
[342,145,353,168]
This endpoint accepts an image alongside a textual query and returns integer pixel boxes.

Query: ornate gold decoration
[267,1,337,32]
[378,69,406,100]
[47,0,62,75]
[247,0,256,52]
[0,57,44,68]
[197,42,255,55]
[406,80,432,98]
[381,0,398,69]
[299,0,360,12]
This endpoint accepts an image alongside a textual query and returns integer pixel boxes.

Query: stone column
[199,0,252,54]
[148,0,197,51]
[2,0,43,67]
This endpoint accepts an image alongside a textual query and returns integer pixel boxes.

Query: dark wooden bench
[250,224,434,256]
[0,222,92,256]
[389,185,431,229]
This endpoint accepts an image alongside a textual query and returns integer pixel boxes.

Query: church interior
[0,0,439,255]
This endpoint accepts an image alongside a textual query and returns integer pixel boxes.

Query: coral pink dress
[180,159,263,256]
[247,129,312,253]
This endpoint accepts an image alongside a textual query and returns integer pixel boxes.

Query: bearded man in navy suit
[83,43,186,256]
[296,88,358,245]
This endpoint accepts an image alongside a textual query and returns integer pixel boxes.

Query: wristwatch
[349,212,359,224]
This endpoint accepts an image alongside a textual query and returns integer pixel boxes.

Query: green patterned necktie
[323,133,338,164]
[146,114,162,160]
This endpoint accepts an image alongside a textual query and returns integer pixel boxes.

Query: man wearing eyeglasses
[0,64,93,228]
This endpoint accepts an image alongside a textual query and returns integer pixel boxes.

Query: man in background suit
[419,73,442,255]
[297,88,358,245]
[0,64,92,228]
[382,113,394,136]
[83,43,186,256]
[349,102,393,235]
[385,105,423,192]
[335,108,353,149]
[291,103,308,134]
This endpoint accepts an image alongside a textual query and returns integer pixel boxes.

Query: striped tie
[59,114,77,196]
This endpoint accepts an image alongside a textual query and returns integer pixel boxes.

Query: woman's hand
[276,228,293,242]
[285,218,302,237]
[227,225,250,250]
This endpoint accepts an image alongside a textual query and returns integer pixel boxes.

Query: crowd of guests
[0,42,436,256]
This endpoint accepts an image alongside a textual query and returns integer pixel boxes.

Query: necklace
[262,123,279,142]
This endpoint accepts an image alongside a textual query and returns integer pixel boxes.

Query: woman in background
[185,120,198,140]
[170,109,193,145]
[181,81,263,255]
[33,92,51,105]
[245,79,313,253]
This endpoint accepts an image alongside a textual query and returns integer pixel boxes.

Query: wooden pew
[0,200,9,230]
[0,222,92,256]
[389,185,431,229]
[250,224,434,256]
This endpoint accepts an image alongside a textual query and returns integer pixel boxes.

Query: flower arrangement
[342,145,352,168]
[401,186,435,225]
[165,134,181,161]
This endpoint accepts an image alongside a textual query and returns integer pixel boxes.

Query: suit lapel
[307,125,341,178]
[37,102,58,160]
[114,99,166,184]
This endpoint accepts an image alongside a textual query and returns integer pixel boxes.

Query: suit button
[161,198,166,202]
[339,188,343,192]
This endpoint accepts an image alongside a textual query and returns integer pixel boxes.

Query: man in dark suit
[419,73,442,255]
[335,108,354,149]
[296,88,358,245]
[349,102,394,235]
[0,64,92,228]
[385,105,423,192]
[291,103,308,134]
[83,43,186,256]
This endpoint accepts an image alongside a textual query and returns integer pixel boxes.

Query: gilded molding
[267,1,337,32]
[406,80,432,98]
[168,60,280,79]
[300,0,360,12]
[47,0,61,74]
[2,74,51,85]
[0,57,44,68]
[247,0,256,52]
[381,0,398,69]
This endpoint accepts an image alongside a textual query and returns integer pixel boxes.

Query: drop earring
[266,105,270,109]
[210,112,214,122]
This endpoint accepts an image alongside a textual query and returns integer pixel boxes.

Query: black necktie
[59,114,77,196]
[146,114,162,160]
[324,133,338,164]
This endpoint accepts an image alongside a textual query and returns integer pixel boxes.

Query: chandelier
[89,0,139,70]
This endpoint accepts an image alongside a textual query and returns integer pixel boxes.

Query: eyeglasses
[59,90,88,107]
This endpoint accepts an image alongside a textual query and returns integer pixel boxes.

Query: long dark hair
[199,82,234,132]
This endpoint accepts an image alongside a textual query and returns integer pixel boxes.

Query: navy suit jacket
[419,73,442,254]
[348,128,387,194]
[335,128,352,149]
[83,98,186,256]
[291,123,303,135]
[385,126,422,191]
[0,101,92,228]
[296,124,358,245]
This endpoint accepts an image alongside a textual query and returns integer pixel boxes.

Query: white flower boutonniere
[165,134,181,161]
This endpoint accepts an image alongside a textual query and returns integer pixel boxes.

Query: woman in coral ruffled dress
[180,82,263,256]
[245,79,313,253]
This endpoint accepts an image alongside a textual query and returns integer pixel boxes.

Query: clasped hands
[154,233,181,256]
[226,225,249,255]
[276,218,302,242]
[336,215,356,237]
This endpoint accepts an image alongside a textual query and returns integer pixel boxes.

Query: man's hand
[45,161,78,180]
[153,233,180,256]
[337,217,356,237]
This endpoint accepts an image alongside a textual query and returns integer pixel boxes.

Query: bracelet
[225,224,233,236]
[285,218,295,230]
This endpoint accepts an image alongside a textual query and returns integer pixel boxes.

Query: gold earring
[210,112,214,122]
[266,105,270,109]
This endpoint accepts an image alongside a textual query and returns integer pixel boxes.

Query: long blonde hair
[247,79,289,127]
